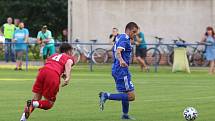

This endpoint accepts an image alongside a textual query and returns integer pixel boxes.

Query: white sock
[32,101,39,108]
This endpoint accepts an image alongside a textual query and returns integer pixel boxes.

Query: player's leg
[21,94,55,121]
[136,48,148,72]
[209,60,214,74]
[16,50,24,70]
[99,74,135,109]
[32,68,59,110]
[212,60,215,74]
[15,50,19,70]
[20,93,42,121]
[43,46,48,63]
[49,45,56,56]
[121,91,135,120]
[4,39,10,62]
[31,97,54,110]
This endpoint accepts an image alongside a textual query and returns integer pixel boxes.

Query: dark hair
[113,28,118,31]
[205,26,215,36]
[59,43,72,53]
[125,22,138,31]
[42,25,47,29]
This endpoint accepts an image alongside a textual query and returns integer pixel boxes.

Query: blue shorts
[112,69,134,92]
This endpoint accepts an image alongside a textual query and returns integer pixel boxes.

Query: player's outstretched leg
[99,91,129,111]
[20,100,35,121]
[20,99,54,121]
[99,91,135,120]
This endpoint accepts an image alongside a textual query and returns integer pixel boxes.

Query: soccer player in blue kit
[99,22,138,120]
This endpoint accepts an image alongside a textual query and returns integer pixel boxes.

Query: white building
[68,0,215,43]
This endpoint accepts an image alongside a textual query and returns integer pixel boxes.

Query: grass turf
[0,65,214,121]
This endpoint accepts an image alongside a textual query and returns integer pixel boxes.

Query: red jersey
[44,53,74,75]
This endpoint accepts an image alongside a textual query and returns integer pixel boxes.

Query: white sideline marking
[143,96,215,102]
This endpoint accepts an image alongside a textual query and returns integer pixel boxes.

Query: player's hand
[44,39,49,43]
[119,59,128,67]
[61,73,67,80]
[61,79,69,87]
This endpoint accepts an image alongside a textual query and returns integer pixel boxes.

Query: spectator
[37,25,55,63]
[109,28,119,44]
[134,27,149,72]
[201,26,215,74]
[14,18,20,30]
[1,17,16,62]
[13,22,29,70]
[62,29,68,42]
[0,32,4,52]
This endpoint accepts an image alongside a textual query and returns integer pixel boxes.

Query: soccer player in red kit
[20,43,75,121]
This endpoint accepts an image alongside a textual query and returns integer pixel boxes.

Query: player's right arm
[37,31,42,44]
[61,59,74,87]
[116,48,128,67]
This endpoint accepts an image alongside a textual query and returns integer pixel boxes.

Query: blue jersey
[112,33,132,73]
[112,33,134,92]
[14,28,29,50]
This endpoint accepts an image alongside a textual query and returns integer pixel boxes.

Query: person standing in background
[13,22,29,70]
[201,26,215,74]
[14,18,20,30]
[37,25,55,63]
[134,27,149,72]
[1,17,16,62]
[62,29,68,43]
[109,28,119,44]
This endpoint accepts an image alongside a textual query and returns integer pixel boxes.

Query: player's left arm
[61,59,74,87]
[25,29,29,43]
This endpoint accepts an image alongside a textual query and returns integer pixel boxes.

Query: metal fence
[0,42,211,72]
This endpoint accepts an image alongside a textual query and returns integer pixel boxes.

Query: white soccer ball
[183,107,198,121]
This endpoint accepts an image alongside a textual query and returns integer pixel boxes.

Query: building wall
[69,0,215,43]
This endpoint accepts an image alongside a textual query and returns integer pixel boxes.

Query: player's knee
[128,93,135,101]
[44,102,54,110]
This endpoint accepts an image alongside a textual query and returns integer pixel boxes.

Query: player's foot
[99,92,107,111]
[14,68,18,71]
[24,100,34,119]
[121,114,136,120]
[20,112,26,121]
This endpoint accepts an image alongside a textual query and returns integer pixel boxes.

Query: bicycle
[72,39,108,64]
[184,40,209,67]
[145,36,175,66]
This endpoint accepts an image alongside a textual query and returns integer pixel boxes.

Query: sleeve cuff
[117,46,125,51]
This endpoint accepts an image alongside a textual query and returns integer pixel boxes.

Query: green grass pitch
[0,65,215,121]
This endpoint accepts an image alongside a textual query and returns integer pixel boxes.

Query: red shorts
[32,67,60,102]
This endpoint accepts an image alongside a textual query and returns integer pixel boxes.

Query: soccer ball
[183,107,198,121]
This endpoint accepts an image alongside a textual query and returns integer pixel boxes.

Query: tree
[0,0,68,39]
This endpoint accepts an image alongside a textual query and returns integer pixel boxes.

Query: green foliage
[0,0,68,38]
[28,44,41,60]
